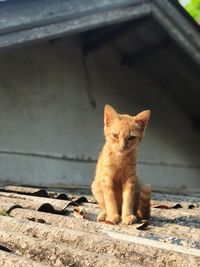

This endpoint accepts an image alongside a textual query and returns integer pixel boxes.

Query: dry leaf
[154,203,183,209]
[188,204,195,209]
[101,220,115,225]
[28,217,36,222]
[171,203,182,209]
[153,205,171,209]
[0,209,10,216]
[74,206,87,219]
[37,219,46,224]
[136,220,149,230]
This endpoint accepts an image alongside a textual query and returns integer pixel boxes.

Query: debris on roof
[0,186,199,266]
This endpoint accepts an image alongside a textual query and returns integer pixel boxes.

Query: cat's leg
[102,178,120,224]
[91,180,107,221]
[137,184,151,220]
[122,179,137,225]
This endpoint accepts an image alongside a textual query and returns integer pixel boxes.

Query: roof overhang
[0,0,200,66]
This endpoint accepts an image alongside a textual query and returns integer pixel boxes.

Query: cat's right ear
[104,105,118,127]
[135,110,151,130]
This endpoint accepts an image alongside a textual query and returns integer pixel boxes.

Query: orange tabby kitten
[92,105,151,225]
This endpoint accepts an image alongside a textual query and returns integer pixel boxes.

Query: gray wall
[0,36,199,191]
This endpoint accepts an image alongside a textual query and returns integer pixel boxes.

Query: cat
[91,104,151,225]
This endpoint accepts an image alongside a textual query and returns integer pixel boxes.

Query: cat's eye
[112,133,119,138]
[128,135,136,141]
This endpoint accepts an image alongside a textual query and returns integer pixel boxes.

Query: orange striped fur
[92,105,151,224]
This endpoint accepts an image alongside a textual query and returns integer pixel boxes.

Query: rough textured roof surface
[0,186,199,266]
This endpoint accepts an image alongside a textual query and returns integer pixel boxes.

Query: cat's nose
[119,146,125,152]
[119,142,126,151]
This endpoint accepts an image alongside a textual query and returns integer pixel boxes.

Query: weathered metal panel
[0,0,148,33]
[0,0,199,67]
[0,1,199,191]
[0,0,150,49]
[0,36,199,190]
[152,0,200,66]
[0,188,199,266]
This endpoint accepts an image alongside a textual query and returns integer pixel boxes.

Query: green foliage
[185,0,200,23]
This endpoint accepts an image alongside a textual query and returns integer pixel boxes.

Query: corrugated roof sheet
[0,186,199,266]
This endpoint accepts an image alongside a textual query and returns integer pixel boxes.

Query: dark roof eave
[0,0,150,49]
[152,0,200,67]
[0,0,199,67]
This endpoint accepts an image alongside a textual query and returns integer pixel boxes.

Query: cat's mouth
[118,148,128,154]
[117,146,135,154]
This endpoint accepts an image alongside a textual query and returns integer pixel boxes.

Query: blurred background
[179,0,200,23]
[0,0,199,192]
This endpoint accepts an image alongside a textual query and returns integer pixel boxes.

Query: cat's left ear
[104,104,118,127]
[135,110,151,130]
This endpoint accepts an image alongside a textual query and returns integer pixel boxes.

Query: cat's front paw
[97,211,107,222]
[122,214,137,225]
[106,214,120,224]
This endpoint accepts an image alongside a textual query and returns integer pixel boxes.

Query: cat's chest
[105,153,132,167]
[103,154,134,177]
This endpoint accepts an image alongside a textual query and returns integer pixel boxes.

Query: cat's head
[104,105,150,153]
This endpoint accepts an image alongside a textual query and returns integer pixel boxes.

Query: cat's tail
[137,184,151,220]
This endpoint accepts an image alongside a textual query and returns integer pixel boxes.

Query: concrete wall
[0,36,199,191]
